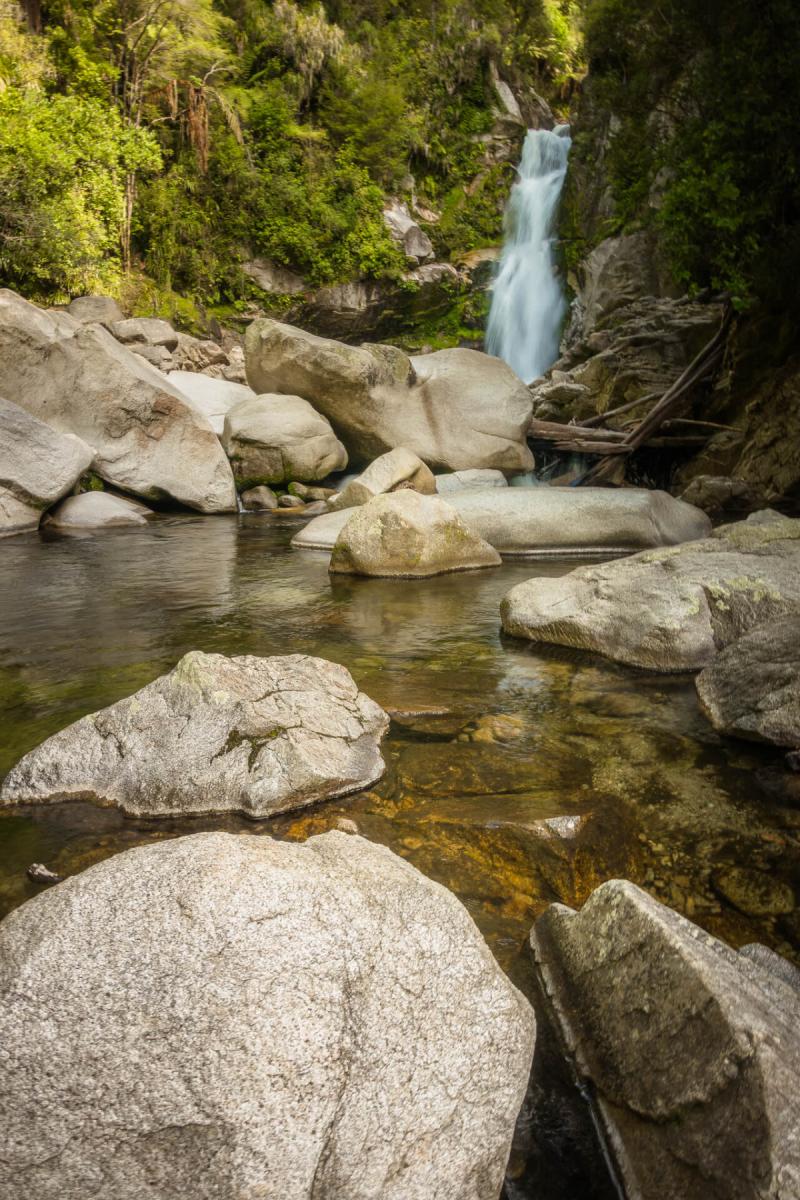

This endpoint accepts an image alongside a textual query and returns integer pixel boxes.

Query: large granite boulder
[244,319,533,472]
[696,618,800,748]
[0,831,535,1200]
[167,371,255,435]
[0,290,237,512]
[329,447,435,511]
[532,879,800,1200]
[0,396,93,536]
[222,393,347,487]
[0,651,388,818]
[445,487,709,557]
[294,486,710,558]
[501,515,800,671]
[436,469,508,494]
[110,316,179,351]
[329,491,501,578]
[45,491,153,530]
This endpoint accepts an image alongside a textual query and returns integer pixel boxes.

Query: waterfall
[486,125,572,384]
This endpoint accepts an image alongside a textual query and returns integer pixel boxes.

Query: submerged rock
[45,491,154,529]
[329,491,501,578]
[244,318,533,472]
[532,879,800,1200]
[222,393,347,486]
[0,396,93,536]
[329,447,436,510]
[501,515,800,670]
[695,617,800,748]
[0,651,388,818]
[0,290,236,513]
[0,831,535,1200]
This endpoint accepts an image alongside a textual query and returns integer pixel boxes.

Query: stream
[1,512,798,1195]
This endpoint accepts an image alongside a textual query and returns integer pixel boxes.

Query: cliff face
[548,1,800,510]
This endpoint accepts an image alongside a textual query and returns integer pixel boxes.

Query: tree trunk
[122,171,136,273]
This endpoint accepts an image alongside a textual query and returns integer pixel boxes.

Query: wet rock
[435,469,509,493]
[240,485,278,511]
[0,396,93,536]
[244,319,533,472]
[45,491,153,529]
[25,862,63,884]
[678,475,769,522]
[712,867,795,916]
[0,831,535,1200]
[0,290,237,513]
[278,493,304,509]
[532,878,800,1200]
[110,316,179,351]
[329,448,436,511]
[303,500,329,515]
[695,618,800,748]
[66,295,124,328]
[288,482,337,501]
[0,651,389,818]
[167,371,255,435]
[222,393,348,486]
[502,515,800,671]
[329,492,501,579]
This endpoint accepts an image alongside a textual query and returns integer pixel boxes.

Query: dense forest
[2,0,799,333]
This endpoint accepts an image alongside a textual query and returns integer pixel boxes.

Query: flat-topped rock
[0,831,535,1200]
[45,491,153,529]
[532,879,800,1200]
[245,319,533,472]
[0,290,236,513]
[0,396,93,536]
[501,515,800,671]
[0,651,389,818]
[329,491,501,578]
[294,486,711,557]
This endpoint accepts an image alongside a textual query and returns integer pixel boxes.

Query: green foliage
[581,0,800,310]
[0,77,160,297]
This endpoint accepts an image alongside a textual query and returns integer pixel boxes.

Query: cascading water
[486,125,572,384]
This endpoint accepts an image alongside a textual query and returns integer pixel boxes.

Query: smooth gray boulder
[501,515,800,671]
[532,879,800,1200]
[447,486,710,557]
[0,831,535,1200]
[0,651,388,818]
[329,447,435,511]
[110,316,178,350]
[294,486,710,558]
[45,491,153,530]
[436,469,508,494]
[222,393,348,486]
[167,370,254,435]
[66,294,124,327]
[0,290,237,513]
[244,319,534,472]
[696,618,800,747]
[0,396,93,536]
[329,492,501,578]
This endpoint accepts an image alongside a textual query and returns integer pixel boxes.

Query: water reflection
[0,515,798,971]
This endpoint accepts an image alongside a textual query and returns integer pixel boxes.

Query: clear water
[486,126,572,383]
[1,514,797,1196]
[1,514,796,963]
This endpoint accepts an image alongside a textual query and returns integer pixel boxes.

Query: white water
[486,125,572,384]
